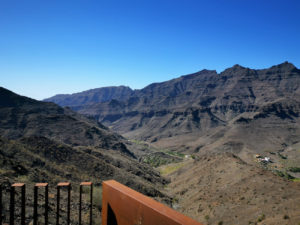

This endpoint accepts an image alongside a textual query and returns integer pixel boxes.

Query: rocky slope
[0,87,170,224]
[43,62,300,224]
[165,153,300,225]
[0,87,134,154]
[45,62,300,152]
[44,86,133,107]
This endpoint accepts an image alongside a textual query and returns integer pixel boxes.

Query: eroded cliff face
[47,63,300,152]
[44,86,134,107]
[40,62,300,225]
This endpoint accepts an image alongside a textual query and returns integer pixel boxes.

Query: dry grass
[159,161,187,176]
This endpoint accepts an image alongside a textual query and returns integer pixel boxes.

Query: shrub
[283,215,289,220]
[274,170,295,179]
[257,214,265,222]
[289,167,300,173]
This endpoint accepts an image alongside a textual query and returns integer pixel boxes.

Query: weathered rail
[0,180,203,225]
[0,182,94,225]
[102,180,203,225]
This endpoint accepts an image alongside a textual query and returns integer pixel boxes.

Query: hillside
[0,87,170,224]
[164,152,300,225]
[44,86,133,107]
[45,62,300,154]
[43,62,300,224]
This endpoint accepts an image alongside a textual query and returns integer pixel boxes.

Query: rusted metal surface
[79,182,93,225]
[10,183,26,225]
[102,180,203,225]
[56,182,71,225]
[34,183,49,225]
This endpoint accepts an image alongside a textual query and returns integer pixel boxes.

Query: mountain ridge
[44,85,134,107]
[3,62,300,224]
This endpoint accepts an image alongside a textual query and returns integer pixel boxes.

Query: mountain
[0,87,170,224]
[45,62,300,152]
[0,87,132,153]
[43,62,300,224]
[44,86,133,107]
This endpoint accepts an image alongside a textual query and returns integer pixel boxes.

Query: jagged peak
[220,64,248,75]
[181,69,217,79]
[232,64,245,69]
[269,61,297,70]
[221,62,299,75]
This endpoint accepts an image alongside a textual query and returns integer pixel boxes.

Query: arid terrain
[0,87,171,224]
[45,62,300,224]
[1,62,300,224]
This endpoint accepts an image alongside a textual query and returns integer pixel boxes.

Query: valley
[1,62,300,224]
[0,87,171,224]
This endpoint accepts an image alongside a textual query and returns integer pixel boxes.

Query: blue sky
[1,0,299,100]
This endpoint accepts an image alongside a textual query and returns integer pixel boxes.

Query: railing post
[67,184,71,225]
[45,184,48,225]
[79,185,82,225]
[79,182,93,225]
[90,183,93,225]
[34,183,48,225]
[10,183,25,225]
[33,186,38,225]
[57,182,71,225]
[0,185,2,225]
[56,184,60,225]
[21,184,25,225]
[10,185,15,225]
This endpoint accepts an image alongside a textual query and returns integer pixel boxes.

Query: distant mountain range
[45,62,300,155]
[2,61,300,224]
[44,62,300,224]
[44,85,134,107]
[43,62,300,224]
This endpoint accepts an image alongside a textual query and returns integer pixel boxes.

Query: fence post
[9,185,14,225]
[34,183,49,225]
[33,185,37,225]
[57,182,71,225]
[10,183,26,225]
[56,184,60,225]
[45,184,48,225]
[79,182,93,225]
[0,185,2,225]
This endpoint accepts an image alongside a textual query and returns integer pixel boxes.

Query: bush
[274,170,295,180]
[283,215,289,220]
[257,214,265,222]
[289,167,300,173]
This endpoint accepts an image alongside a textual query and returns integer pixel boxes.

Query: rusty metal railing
[1,180,203,225]
[102,180,203,225]
[1,182,94,225]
